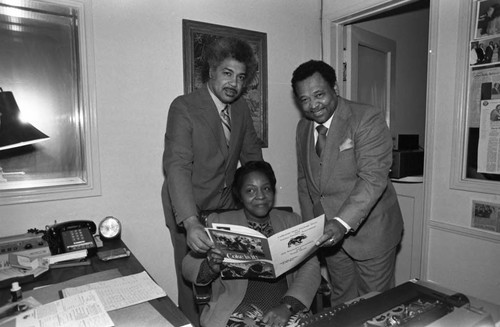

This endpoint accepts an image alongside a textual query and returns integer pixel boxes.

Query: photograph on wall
[182,19,268,147]
[470,39,500,66]
[471,200,500,232]
[475,0,500,39]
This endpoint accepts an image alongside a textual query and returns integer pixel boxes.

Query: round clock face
[99,216,121,240]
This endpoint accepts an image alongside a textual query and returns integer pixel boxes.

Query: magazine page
[267,214,324,277]
[206,227,276,279]
[210,223,264,238]
[206,214,325,279]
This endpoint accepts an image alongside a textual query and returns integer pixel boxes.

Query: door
[345,25,396,127]
[344,24,422,285]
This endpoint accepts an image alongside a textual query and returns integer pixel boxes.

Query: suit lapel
[299,120,321,191]
[228,100,244,155]
[320,98,351,189]
[198,85,229,158]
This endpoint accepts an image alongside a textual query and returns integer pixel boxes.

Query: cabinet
[392,180,424,285]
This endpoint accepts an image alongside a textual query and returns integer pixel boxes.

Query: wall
[324,0,500,305]
[0,0,321,303]
[425,0,500,305]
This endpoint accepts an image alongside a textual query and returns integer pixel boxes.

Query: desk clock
[98,216,122,240]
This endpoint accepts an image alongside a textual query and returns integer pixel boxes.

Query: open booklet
[206,214,324,279]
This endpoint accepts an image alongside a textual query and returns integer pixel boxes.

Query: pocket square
[339,138,354,152]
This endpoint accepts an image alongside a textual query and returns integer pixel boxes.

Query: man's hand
[183,216,214,253]
[262,304,292,327]
[315,217,347,247]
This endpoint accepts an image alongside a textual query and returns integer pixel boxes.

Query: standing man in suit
[291,60,403,306]
[162,37,263,325]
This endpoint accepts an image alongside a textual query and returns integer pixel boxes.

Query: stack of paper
[39,249,89,269]
[6,252,49,278]
[8,253,41,270]
[44,249,88,265]
[5,290,113,327]
[61,271,167,311]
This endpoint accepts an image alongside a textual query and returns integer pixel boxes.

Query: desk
[0,240,191,327]
[300,279,500,327]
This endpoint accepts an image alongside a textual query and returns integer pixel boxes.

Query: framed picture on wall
[182,19,268,148]
[474,0,500,38]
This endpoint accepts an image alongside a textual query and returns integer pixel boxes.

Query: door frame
[322,0,439,283]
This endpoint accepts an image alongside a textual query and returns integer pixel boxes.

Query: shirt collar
[207,85,227,113]
[314,113,334,132]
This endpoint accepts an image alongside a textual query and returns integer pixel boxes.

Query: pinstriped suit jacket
[162,84,262,229]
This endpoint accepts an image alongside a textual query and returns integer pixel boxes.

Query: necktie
[220,105,231,146]
[316,124,328,157]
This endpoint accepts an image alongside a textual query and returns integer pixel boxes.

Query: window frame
[0,0,100,205]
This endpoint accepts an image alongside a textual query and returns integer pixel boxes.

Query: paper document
[61,271,166,311]
[206,214,324,279]
[11,290,113,327]
[44,249,88,265]
[478,99,500,174]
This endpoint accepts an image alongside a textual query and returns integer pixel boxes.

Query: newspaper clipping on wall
[478,99,500,173]
[469,65,500,174]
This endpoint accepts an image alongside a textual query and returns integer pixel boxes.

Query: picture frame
[475,0,500,39]
[182,19,268,148]
[451,0,500,195]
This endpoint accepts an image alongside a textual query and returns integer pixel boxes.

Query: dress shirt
[208,87,231,121]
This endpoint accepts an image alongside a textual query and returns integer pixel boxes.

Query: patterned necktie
[316,124,328,157]
[220,105,231,146]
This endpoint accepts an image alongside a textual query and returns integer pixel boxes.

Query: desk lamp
[0,87,49,182]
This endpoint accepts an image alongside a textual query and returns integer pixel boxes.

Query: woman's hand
[206,248,224,273]
[262,304,292,327]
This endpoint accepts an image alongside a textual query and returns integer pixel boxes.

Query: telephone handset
[45,220,97,256]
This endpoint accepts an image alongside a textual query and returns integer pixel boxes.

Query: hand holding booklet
[206,214,324,279]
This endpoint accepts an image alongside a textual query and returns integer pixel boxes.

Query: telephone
[45,220,97,256]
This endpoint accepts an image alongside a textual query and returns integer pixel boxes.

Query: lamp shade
[0,88,49,151]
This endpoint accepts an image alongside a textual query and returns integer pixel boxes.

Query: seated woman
[182,161,321,327]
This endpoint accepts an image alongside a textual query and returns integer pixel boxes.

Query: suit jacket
[182,209,321,327]
[296,97,403,260]
[162,85,262,229]
[486,45,494,63]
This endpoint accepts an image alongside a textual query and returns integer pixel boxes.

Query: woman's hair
[232,160,276,207]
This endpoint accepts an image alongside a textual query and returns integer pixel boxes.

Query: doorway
[327,0,430,285]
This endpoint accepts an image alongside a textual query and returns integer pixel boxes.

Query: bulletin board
[451,0,500,195]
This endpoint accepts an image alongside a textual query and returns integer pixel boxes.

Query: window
[0,0,99,205]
